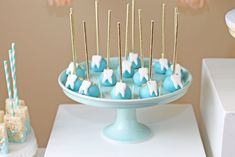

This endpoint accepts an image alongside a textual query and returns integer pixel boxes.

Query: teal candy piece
[133,71,148,86]
[153,61,171,74]
[163,76,181,92]
[0,138,8,154]
[128,56,141,69]
[140,81,159,99]
[79,83,100,98]
[91,58,107,72]
[99,72,117,87]
[111,85,132,99]
[66,77,83,92]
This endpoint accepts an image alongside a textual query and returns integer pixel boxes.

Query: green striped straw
[4,60,14,116]
[9,47,19,107]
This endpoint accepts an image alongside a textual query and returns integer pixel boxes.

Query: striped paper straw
[9,49,19,107]
[4,60,14,116]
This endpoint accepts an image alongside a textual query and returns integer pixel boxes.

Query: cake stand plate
[0,130,38,157]
[58,58,192,143]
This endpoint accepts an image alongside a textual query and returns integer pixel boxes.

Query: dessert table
[44,104,205,157]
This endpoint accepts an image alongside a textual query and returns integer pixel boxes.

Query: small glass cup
[4,115,27,143]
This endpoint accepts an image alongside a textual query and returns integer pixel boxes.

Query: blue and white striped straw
[9,47,19,107]
[3,60,14,116]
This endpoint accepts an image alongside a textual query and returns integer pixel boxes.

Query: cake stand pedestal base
[103,109,151,143]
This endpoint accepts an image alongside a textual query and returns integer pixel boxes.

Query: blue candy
[79,82,100,98]
[91,58,107,72]
[111,83,132,99]
[133,71,148,86]
[163,76,181,92]
[100,71,117,87]
[153,60,170,74]
[140,80,159,99]
[66,77,83,92]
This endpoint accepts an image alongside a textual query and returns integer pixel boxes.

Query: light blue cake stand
[58,57,192,143]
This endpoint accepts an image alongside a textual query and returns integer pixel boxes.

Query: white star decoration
[129,52,139,65]
[171,64,182,76]
[147,80,158,96]
[66,62,78,75]
[138,68,149,81]
[122,60,132,74]
[91,55,102,68]
[102,69,114,84]
[115,82,127,97]
[79,80,91,95]
[65,74,78,89]
[170,74,183,89]
[159,58,169,70]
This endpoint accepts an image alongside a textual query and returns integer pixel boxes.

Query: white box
[200,59,235,157]
[45,104,205,157]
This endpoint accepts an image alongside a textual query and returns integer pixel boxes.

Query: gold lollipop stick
[161,3,166,59]
[125,3,130,59]
[138,9,144,67]
[69,8,76,75]
[83,21,90,80]
[95,0,100,55]
[149,20,154,80]
[131,0,135,52]
[107,10,111,68]
[117,22,122,82]
[173,8,179,74]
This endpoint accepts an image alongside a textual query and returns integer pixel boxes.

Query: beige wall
[0,0,234,147]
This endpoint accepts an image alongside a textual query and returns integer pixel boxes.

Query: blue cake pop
[140,20,157,99]
[154,58,171,74]
[140,80,159,98]
[163,73,183,92]
[66,62,86,78]
[112,22,132,99]
[91,55,107,72]
[133,68,148,86]
[80,21,100,98]
[78,80,100,97]
[111,82,132,99]
[165,63,186,79]
[65,74,83,92]
[100,10,117,87]
[128,52,141,69]
[100,69,117,86]
[120,60,134,78]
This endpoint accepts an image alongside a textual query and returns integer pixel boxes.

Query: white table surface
[45,104,205,157]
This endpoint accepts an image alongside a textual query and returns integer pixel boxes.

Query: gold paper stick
[83,21,90,80]
[125,3,130,59]
[149,20,154,80]
[138,9,144,67]
[117,22,122,82]
[173,8,179,74]
[161,3,166,59]
[131,0,135,52]
[95,0,100,55]
[107,10,111,68]
[69,8,76,75]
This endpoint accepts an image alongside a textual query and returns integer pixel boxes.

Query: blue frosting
[79,83,100,98]
[99,71,117,87]
[111,85,132,99]
[163,76,181,92]
[153,61,171,74]
[133,71,148,86]
[76,66,86,79]
[140,81,159,99]
[91,58,107,72]
[128,55,141,69]
[66,77,83,92]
